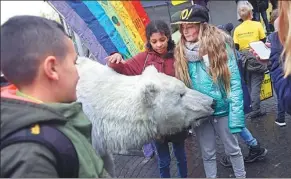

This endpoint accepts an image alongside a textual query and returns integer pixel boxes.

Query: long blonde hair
[278,1,291,77]
[174,23,231,94]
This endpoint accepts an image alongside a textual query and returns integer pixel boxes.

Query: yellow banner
[99,1,139,56]
[172,0,188,6]
[260,73,273,101]
[110,1,145,52]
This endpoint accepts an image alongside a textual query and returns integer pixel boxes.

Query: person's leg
[277,101,286,123]
[154,140,171,178]
[261,11,271,33]
[275,90,286,126]
[250,72,265,118]
[246,72,252,100]
[239,127,257,146]
[214,116,246,178]
[172,141,187,178]
[220,127,268,167]
[239,127,268,163]
[253,11,261,21]
[195,118,217,178]
[250,72,264,112]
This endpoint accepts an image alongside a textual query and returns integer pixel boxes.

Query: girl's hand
[105,53,125,64]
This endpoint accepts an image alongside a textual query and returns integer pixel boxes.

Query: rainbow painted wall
[49,1,150,64]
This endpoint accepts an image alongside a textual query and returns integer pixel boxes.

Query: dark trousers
[154,140,187,178]
[275,90,286,122]
[247,72,265,112]
[253,11,271,33]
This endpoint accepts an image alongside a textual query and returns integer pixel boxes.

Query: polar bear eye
[180,93,185,98]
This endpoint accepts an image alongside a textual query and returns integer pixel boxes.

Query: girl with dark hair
[106,20,188,178]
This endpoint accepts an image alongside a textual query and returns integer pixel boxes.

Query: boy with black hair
[1,15,107,178]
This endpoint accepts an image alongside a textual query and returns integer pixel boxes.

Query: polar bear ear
[142,66,158,76]
[142,83,160,106]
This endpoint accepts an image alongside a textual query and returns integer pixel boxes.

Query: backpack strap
[0,124,79,178]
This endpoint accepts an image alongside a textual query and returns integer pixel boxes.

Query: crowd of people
[1,0,290,178]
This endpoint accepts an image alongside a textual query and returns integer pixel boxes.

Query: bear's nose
[211,100,217,109]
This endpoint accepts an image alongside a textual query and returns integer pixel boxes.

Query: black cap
[171,4,209,25]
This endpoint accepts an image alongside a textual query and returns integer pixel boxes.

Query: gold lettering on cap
[180,8,193,20]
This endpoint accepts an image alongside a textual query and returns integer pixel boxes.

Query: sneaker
[275,120,286,127]
[244,144,268,163]
[250,111,266,119]
[220,155,232,168]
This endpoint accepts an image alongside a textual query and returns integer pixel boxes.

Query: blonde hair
[174,23,231,94]
[278,1,291,77]
[238,4,253,21]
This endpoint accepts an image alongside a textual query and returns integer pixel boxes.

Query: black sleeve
[235,43,240,51]
[0,143,59,178]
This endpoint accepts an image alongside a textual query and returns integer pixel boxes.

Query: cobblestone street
[114,96,291,178]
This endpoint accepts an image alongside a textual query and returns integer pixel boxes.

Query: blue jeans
[254,11,271,32]
[154,140,187,178]
[239,127,258,147]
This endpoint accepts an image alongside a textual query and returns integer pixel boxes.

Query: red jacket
[108,51,175,77]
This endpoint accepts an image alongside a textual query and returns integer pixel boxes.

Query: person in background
[265,9,287,127]
[252,2,291,122]
[217,23,234,36]
[264,1,291,116]
[234,4,268,119]
[173,4,246,178]
[194,0,209,9]
[269,9,279,32]
[236,0,253,22]
[270,0,278,10]
[106,20,188,178]
[248,0,271,34]
[217,24,268,167]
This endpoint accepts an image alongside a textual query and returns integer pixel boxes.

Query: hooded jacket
[0,85,107,178]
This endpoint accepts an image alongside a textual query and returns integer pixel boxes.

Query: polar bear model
[76,57,214,176]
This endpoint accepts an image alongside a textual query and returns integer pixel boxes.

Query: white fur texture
[76,57,214,176]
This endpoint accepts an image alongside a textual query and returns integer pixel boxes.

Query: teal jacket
[188,47,245,133]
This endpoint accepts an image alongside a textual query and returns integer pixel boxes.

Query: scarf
[184,41,202,62]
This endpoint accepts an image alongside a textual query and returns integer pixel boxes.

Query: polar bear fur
[76,57,214,176]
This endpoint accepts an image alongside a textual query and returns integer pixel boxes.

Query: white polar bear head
[76,57,214,154]
[139,65,214,135]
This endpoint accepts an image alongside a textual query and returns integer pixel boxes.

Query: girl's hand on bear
[105,53,125,64]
